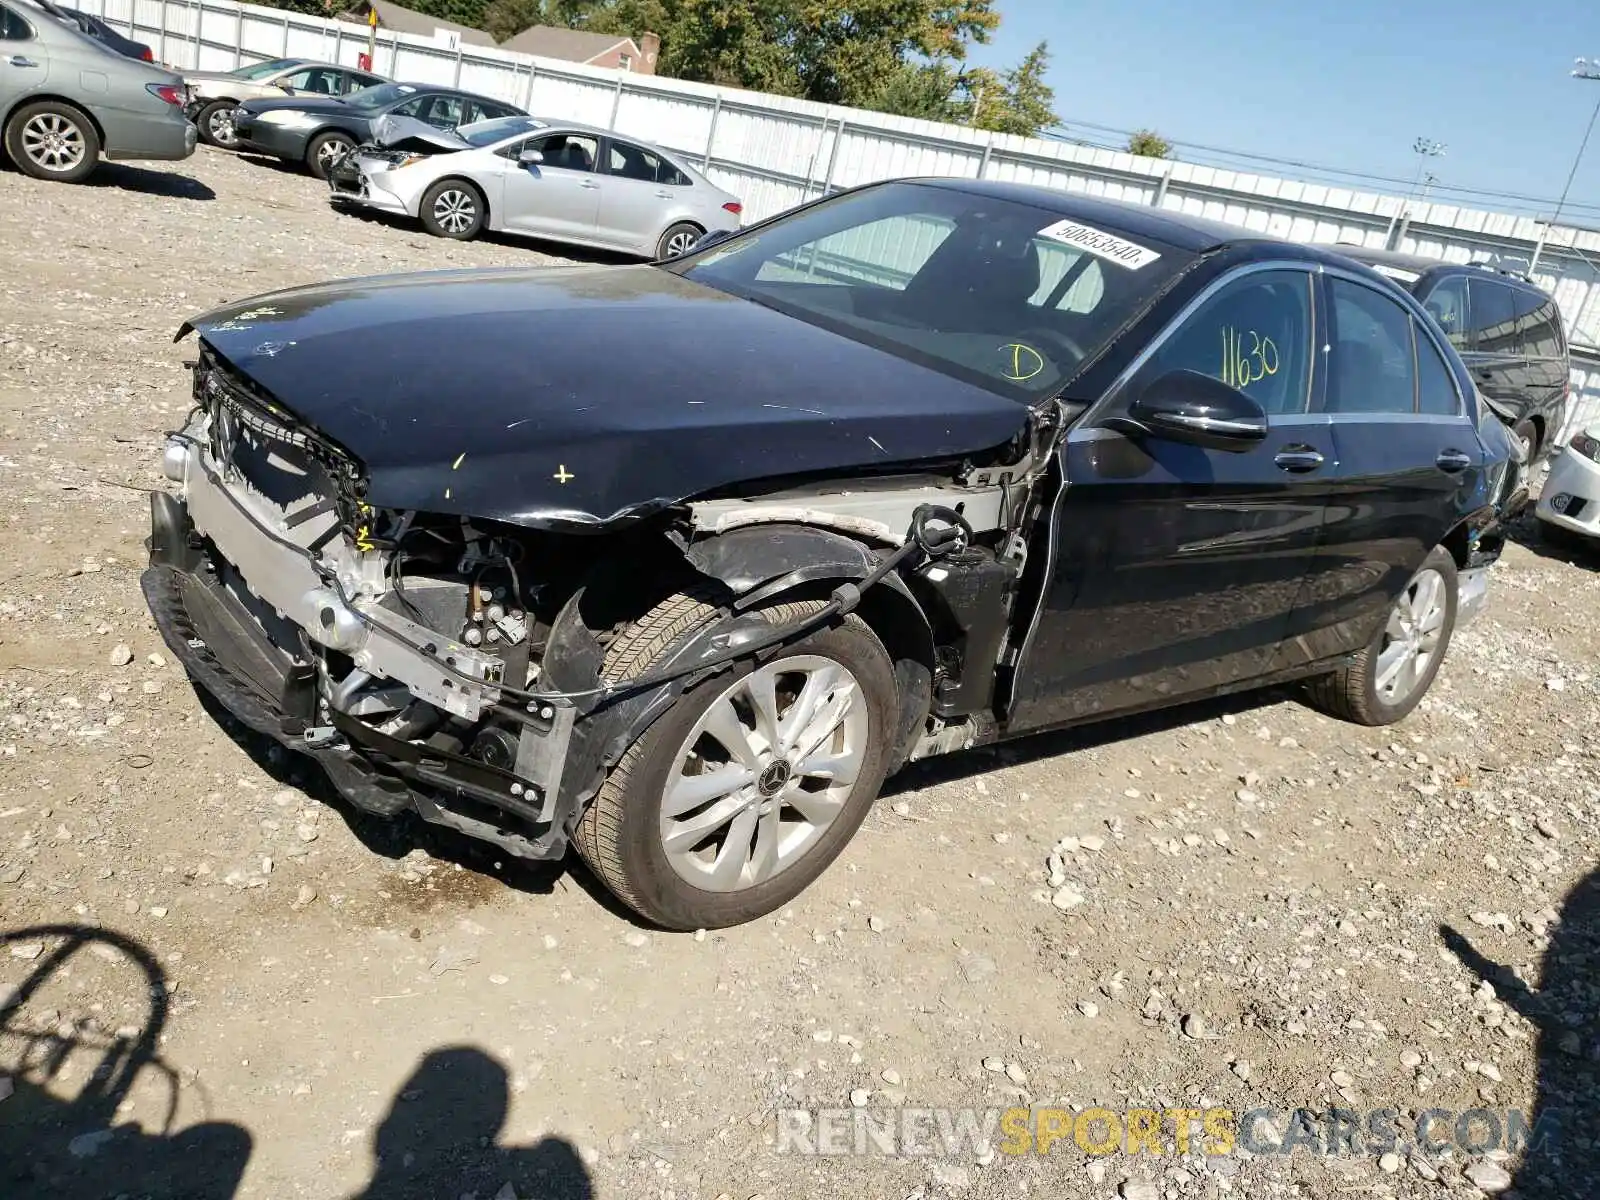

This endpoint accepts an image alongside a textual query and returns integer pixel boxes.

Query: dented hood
[177,265,1029,531]
[368,113,467,152]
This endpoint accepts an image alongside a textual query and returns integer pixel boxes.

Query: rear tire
[304,130,355,180]
[196,99,239,148]
[5,100,100,184]
[1305,547,1457,726]
[573,594,897,929]
[655,221,703,260]
[419,179,485,240]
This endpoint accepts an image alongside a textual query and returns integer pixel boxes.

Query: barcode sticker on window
[1037,220,1161,270]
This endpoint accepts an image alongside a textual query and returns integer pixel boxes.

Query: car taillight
[146,83,184,106]
[722,201,743,216]
[141,47,153,62]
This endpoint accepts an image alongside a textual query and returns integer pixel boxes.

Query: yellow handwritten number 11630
[1220,327,1279,390]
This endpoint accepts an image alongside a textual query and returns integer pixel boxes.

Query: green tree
[1127,129,1173,158]
[483,0,545,40]
[952,41,1055,136]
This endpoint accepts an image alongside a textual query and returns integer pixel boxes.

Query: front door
[500,131,602,240]
[1008,265,1337,731]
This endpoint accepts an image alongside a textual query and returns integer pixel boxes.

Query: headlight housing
[1569,431,1600,462]
[257,109,320,128]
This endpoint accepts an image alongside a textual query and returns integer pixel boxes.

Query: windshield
[229,57,300,81]
[348,82,419,111]
[459,116,544,147]
[671,181,1193,399]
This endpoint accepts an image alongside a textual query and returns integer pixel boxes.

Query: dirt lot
[1,148,1598,1200]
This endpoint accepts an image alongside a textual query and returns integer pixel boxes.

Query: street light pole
[1530,58,1600,274]
[1385,137,1445,248]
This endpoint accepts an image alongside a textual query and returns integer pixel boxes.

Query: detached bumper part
[143,487,577,862]
[1455,566,1490,627]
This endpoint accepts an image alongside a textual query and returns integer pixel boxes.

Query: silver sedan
[329,116,744,260]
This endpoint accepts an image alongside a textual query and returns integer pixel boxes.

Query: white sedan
[1537,427,1600,543]
[329,115,744,260]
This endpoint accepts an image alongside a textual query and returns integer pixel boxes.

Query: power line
[1043,119,1600,221]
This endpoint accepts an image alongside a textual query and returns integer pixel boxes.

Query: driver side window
[1138,270,1314,416]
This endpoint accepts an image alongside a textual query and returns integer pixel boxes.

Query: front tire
[1306,547,1457,725]
[196,99,239,148]
[573,594,897,929]
[5,101,100,183]
[304,130,355,180]
[655,221,703,260]
[420,179,485,240]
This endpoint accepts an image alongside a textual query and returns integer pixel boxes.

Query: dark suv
[1334,248,1570,468]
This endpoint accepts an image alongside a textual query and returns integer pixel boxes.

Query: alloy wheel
[665,229,697,257]
[1374,568,1447,705]
[659,655,866,892]
[21,113,85,174]
[317,139,350,173]
[207,108,236,146]
[432,189,477,234]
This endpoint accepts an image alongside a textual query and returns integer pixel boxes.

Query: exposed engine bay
[145,344,1061,860]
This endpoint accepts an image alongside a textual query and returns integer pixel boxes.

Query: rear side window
[0,3,32,38]
[1468,278,1518,355]
[1415,327,1460,415]
[1326,278,1417,414]
[1420,275,1471,350]
[1140,270,1315,416]
[607,139,691,185]
[1519,294,1565,359]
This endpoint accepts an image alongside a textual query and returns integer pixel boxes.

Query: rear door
[1310,271,1482,657]
[595,137,687,252]
[1008,264,1339,731]
[0,2,48,109]
[499,130,602,240]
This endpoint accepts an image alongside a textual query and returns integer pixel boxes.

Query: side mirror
[1120,369,1268,452]
[517,148,543,165]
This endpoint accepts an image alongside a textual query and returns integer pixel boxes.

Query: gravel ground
[1,148,1598,1200]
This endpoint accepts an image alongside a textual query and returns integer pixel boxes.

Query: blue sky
[969,0,1600,220]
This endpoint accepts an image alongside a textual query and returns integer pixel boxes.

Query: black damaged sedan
[144,180,1515,928]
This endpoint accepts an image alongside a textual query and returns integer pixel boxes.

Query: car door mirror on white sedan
[517,147,543,165]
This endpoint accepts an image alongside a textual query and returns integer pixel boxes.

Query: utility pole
[1384,137,1445,248]
[1531,58,1600,274]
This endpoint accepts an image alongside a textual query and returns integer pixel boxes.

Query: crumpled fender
[540,523,937,834]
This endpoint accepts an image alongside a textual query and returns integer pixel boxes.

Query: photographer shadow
[348,1046,593,1200]
[1442,864,1600,1196]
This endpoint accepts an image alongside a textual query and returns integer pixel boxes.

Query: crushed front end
[144,348,578,858]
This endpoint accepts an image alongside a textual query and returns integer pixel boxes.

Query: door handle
[654,189,672,198]
[8,55,38,67]
[579,180,600,189]
[1274,445,1325,473]
[1436,449,1473,473]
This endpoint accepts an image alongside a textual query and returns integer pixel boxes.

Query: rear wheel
[5,101,100,184]
[305,130,355,179]
[197,99,239,148]
[655,221,703,260]
[1305,547,1457,725]
[420,179,485,240]
[573,595,897,929]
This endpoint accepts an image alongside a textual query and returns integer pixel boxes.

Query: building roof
[352,0,495,48]
[497,24,634,61]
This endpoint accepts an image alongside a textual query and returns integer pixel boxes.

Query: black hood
[177,265,1030,532]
